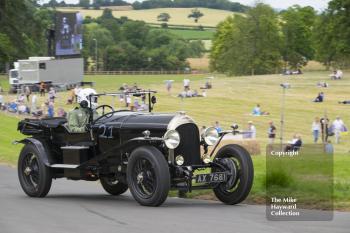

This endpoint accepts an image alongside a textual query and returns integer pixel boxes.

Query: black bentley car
[16,91,254,206]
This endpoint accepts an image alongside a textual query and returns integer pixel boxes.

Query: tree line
[210,1,350,76]
[0,1,204,72]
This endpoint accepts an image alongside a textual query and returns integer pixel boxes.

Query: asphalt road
[0,165,349,233]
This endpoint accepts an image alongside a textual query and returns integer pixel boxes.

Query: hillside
[58,7,238,27]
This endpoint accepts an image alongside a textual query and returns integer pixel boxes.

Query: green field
[59,7,236,27]
[1,71,349,209]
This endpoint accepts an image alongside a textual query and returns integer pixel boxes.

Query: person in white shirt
[0,94,3,109]
[183,79,190,91]
[332,116,345,144]
[31,94,38,114]
[74,86,82,103]
[336,70,343,79]
[247,121,256,138]
[311,117,321,143]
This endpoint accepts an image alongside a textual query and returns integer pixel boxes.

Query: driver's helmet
[77,88,98,109]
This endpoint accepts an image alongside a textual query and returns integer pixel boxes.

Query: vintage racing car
[16,90,254,206]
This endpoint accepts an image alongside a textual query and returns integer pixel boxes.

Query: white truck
[9,57,84,93]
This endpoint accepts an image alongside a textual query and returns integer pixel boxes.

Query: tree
[280,5,316,69]
[157,13,171,22]
[188,8,204,23]
[210,3,282,75]
[313,0,350,68]
[79,0,90,9]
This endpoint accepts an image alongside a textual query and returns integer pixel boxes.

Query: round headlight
[164,130,180,149]
[203,127,219,146]
[175,155,184,166]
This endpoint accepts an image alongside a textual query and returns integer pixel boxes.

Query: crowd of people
[0,84,66,119]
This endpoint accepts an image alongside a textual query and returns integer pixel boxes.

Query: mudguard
[17,138,54,166]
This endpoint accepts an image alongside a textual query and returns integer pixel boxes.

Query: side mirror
[151,96,157,104]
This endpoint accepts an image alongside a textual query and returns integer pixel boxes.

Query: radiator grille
[174,123,201,165]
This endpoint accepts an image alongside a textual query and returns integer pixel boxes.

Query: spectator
[320,117,330,142]
[164,80,174,94]
[18,104,30,115]
[31,94,38,113]
[0,94,3,109]
[247,121,256,138]
[48,87,56,103]
[24,86,31,102]
[311,117,321,143]
[40,81,46,96]
[74,85,82,103]
[57,108,67,118]
[325,140,334,154]
[67,89,75,104]
[126,95,131,107]
[18,94,25,103]
[285,134,302,151]
[332,116,345,144]
[336,69,343,79]
[183,79,190,91]
[252,104,269,116]
[268,121,277,144]
[202,89,207,97]
[313,92,324,102]
[8,101,18,113]
[215,121,222,133]
[47,102,54,118]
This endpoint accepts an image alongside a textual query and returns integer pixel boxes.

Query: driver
[67,88,98,133]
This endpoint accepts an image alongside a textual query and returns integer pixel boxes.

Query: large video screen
[55,12,83,56]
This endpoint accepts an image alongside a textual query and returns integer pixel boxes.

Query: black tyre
[100,177,128,196]
[213,144,254,205]
[127,146,170,206]
[18,144,52,197]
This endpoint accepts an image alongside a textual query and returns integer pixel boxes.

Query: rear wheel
[100,177,128,195]
[213,144,254,205]
[18,144,52,197]
[127,146,170,206]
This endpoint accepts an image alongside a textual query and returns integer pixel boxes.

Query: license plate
[195,172,227,183]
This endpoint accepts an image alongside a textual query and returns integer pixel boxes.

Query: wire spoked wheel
[18,144,52,197]
[21,153,40,189]
[127,146,170,206]
[213,144,254,205]
[132,158,157,199]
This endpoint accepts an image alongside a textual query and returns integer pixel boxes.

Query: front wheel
[127,146,170,206]
[213,144,254,205]
[18,144,52,197]
[100,177,128,196]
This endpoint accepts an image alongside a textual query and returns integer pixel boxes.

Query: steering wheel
[94,105,115,122]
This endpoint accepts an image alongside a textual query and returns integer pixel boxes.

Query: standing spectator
[48,87,56,103]
[332,116,345,144]
[268,121,277,144]
[311,117,321,143]
[74,85,82,103]
[24,86,31,102]
[214,121,222,133]
[165,80,174,94]
[40,81,46,96]
[247,121,256,138]
[325,140,334,154]
[0,94,3,109]
[320,117,330,142]
[126,95,131,107]
[31,94,38,114]
[183,79,190,91]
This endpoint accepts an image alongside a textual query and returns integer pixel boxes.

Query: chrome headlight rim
[203,127,219,146]
[163,129,181,149]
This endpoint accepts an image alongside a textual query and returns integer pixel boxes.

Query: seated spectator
[252,104,269,116]
[285,134,302,151]
[57,108,67,118]
[18,104,30,115]
[330,70,343,80]
[215,121,222,133]
[314,92,324,102]
[8,101,18,113]
[18,94,25,104]
[317,82,328,88]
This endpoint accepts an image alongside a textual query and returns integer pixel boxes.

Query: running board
[50,164,79,169]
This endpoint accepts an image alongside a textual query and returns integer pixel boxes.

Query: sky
[40,0,331,11]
